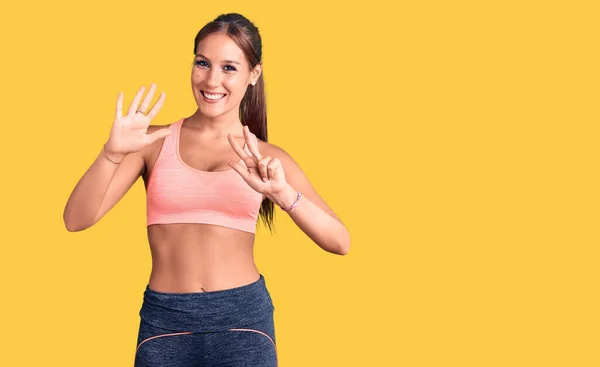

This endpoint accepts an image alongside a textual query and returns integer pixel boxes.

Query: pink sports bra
[146,119,263,233]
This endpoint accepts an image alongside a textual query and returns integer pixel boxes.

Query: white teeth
[202,91,225,100]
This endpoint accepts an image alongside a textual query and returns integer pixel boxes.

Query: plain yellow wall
[0,0,598,366]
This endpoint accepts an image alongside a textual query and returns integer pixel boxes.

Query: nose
[206,68,220,88]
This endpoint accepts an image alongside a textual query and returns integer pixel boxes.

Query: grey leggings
[134,275,277,366]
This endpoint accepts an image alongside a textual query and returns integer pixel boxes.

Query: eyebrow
[195,53,240,65]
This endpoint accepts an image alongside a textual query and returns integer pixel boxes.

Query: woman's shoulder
[257,140,302,168]
[257,140,287,157]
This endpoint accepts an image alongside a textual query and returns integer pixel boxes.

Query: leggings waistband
[139,275,274,332]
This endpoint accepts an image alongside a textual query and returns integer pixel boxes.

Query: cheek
[191,70,201,81]
[191,68,208,81]
[224,75,249,94]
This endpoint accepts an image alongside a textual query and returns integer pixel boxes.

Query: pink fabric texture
[146,119,263,233]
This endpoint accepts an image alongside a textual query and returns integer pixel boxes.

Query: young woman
[64,13,350,366]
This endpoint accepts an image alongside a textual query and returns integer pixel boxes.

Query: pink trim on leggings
[136,332,194,354]
[228,328,277,350]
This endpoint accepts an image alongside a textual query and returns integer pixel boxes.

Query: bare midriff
[146,223,260,293]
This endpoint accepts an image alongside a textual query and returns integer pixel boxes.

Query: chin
[195,103,227,118]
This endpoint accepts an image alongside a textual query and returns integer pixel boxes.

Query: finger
[228,161,250,181]
[228,133,252,160]
[258,156,271,182]
[146,92,166,121]
[237,156,259,171]
[127,86,147,115]
[267,157,282,181]
[115,92,123,119]
[138,83,156,113]
[144,128,172,145]
[244,156,259,170]
[243,125,262,159]
[238,157,248,169]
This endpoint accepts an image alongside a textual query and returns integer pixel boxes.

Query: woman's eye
[195,60,209,67]
[224,65,237,72]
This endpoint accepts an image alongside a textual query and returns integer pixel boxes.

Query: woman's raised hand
[104,84,171,159]
[228,126,288,195]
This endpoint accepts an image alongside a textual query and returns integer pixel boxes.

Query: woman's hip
[138,274,275,333]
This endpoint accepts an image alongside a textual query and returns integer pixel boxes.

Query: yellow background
[1,0,598,366]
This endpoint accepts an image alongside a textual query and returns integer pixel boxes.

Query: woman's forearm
[269,184,350,255]
[63,149,124,232]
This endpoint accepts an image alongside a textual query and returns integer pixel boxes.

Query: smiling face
[191,32,261,120]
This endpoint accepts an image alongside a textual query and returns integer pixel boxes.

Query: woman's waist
[148,264,260,293]
[140,274,274,332]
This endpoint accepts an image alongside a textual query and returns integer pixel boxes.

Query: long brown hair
[194,14,274,232]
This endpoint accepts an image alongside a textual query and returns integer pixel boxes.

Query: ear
[250,64,262,86]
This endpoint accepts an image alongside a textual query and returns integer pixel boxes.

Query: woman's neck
[185,109,244,138]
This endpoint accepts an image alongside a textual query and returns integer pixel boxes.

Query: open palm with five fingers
[104,83,172,160]
[228,126,288,196]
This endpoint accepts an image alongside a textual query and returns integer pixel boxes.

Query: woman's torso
[141,119,263,293]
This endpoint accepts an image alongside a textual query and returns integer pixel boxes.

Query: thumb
[146,128,172,144]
